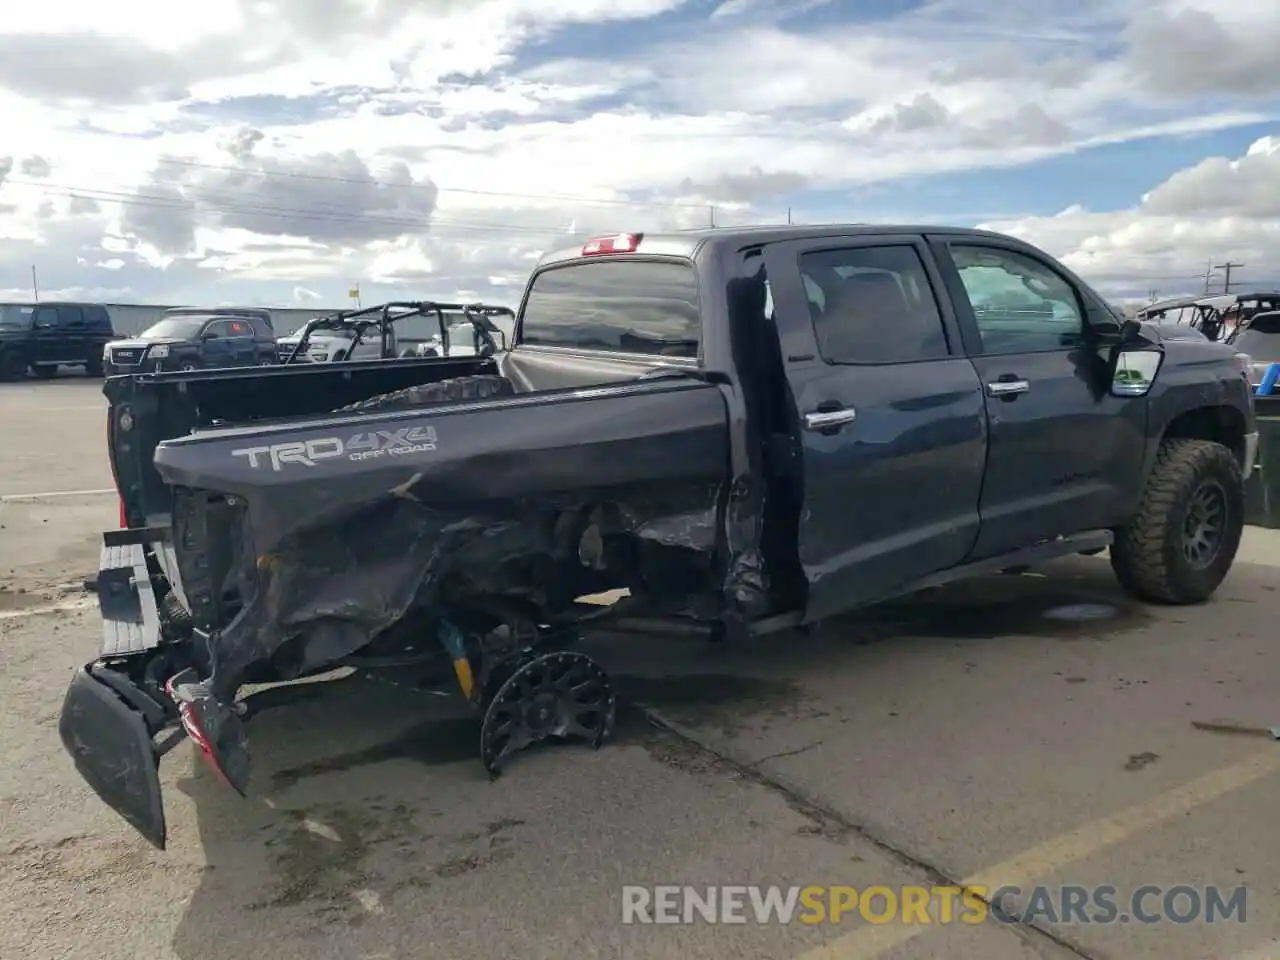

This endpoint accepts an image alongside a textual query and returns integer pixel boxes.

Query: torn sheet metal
[151,376,754,696]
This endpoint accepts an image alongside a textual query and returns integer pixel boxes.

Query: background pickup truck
[62,225,1258,849]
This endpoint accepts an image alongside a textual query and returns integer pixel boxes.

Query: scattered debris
[1192,720,1280,740]
[1125,752,1160,771]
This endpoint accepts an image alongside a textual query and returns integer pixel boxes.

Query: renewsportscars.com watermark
[621,884,1248,926]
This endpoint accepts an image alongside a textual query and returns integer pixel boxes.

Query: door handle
[803,407,857,431]
[986,379,1029,398]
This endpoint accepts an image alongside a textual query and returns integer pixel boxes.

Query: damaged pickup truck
[61,226,1259,849]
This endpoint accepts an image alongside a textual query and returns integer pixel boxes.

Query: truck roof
[535,224,1035,268]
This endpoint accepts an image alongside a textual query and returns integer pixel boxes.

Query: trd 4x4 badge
[232,426,438,471]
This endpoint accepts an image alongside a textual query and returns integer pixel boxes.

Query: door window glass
[798,245,950,363]
[950,245,1085,355]
[56,305,84,326]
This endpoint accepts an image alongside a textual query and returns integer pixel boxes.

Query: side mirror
[1109,348,1163,397]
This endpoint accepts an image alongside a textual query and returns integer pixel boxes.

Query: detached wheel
[1110,438,1244,604]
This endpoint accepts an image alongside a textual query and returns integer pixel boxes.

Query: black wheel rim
[480,651,614,777]
[1181,479,1228,569]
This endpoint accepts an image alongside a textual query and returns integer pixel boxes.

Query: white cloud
[0,0,1277,307]
[980,136,1280,297]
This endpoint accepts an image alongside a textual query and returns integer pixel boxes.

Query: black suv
[103,312,278,375]
[0,302,116,381]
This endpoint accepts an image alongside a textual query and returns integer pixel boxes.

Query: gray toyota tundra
[61,225,1258,849]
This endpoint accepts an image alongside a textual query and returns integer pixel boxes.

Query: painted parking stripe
[0,488,115,502]
[795,748,1280,959]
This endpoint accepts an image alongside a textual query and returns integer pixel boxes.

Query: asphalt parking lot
[2,375,1279,960]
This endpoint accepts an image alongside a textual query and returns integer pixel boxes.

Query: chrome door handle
[803,408,857,431]
[986,379,1029,398]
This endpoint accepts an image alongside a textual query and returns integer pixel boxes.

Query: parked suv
[0,302,116,381]
[103,312,278,375]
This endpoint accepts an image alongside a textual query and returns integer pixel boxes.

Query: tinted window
[56,305,83,326]
[520,260,700,357]
[950,245,1084,355]
[83,305,113,331]
[33,306,58,328]
[248,316,271,337]
[221,318,251,337]
[0,305,34,330]
[798,245,949,363]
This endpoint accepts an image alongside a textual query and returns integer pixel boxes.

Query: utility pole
[1214,261,1244,294]
[709,205,716,228]
[1196,260,1216,294]
[31,265,39,302]
[787,207,792,224]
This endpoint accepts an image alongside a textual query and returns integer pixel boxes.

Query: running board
[98,543,163,657]
[747,529,1116,637]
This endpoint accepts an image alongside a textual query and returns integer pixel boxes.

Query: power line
[152,156,718,211]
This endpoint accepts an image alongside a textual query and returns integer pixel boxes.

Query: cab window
[949,245,1085,355]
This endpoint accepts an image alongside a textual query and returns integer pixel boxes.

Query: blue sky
[0,0,1278,305]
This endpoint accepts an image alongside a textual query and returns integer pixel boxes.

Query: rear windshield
[519,259,700,358]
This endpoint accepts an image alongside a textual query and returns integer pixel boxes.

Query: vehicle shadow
[167,670,495,959]
[580,554,1156,736]
[165,555,1153,958]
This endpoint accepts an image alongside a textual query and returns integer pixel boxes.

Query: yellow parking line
[795,748,1280,960]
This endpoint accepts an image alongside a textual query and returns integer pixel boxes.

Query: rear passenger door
[199,320,236,368]
[927,237,1146,560]
[56,305,87,362]
[764,236,989,619]
[223,318,256,364]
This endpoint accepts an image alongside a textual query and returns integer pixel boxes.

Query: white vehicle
[412,318,493,357]
[275,323,396,363]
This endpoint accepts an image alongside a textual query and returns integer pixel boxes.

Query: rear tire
[85,356,104,377]
[337,374,514,413]
[1110,438,1243,604]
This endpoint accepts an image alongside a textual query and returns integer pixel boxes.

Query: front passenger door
[931,239,1146,560]
[32,306,60,363]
